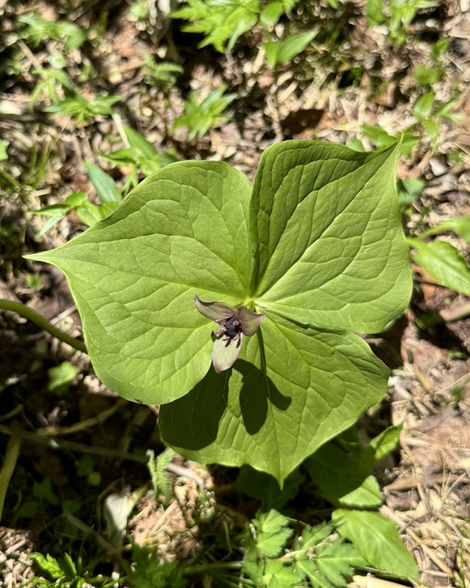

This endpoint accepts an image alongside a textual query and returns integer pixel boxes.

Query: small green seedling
[47,361,78,395]
[142,55,183,92]
[104,124,178,190]
[173,86,236,140]
[409,216,470,295]
[18,14,87,49]
[30,162,121,238]
[77,455,102,486]
[263,30,317,67]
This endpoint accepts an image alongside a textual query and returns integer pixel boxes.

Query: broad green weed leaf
[263,41,281,67]
[366,0,385,26]
[26,162,252,404]
[419,216,470,241]
[76,201,102,226]
[362,125,395,149]
[47,361,78,394]
[85,160,121,204]
[250,141,411,333]
[414,90,434,121]
[160,315,387,483]
[305,443,381,508]
[408,238,470,295]
[332,509,418,578]
[276,31,317,64]
[370,423,402,460]
[123,124,159,159]
[260,2,284,27]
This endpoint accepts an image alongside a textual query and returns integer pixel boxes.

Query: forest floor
[1,0,470,586]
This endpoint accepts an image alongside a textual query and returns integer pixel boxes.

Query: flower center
[224,315,242,339]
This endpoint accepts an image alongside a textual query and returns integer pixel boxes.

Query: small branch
[0,298,87,353]
[0,421,23,523]
[185,561,244,575]
[0,423,145,462]
[0,423,207,488]
[36,399,127,437]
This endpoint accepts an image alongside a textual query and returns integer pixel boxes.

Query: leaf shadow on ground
[159,359,291,450]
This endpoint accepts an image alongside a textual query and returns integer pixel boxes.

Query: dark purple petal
[194,295,237,323]
[237,306,265,336]
[212,334,243,373]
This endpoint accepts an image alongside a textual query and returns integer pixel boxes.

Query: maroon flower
[194,296,265,373]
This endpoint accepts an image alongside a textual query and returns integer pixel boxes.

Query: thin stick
[0,299,87,353]
[0,421,23,523]
[0,423,145,463]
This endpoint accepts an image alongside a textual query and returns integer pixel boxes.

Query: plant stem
[185,561,244,575]
[0,420,23,523]
[0,298,87,353]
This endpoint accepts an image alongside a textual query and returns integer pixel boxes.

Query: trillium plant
[27,140,412,486]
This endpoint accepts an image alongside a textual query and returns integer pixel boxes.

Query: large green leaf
[26,140,411,483]
[332,509,418,578]
[160,315,388,484]
[305,442,382,508]
[250,141,412,333]
[26,162,252,404]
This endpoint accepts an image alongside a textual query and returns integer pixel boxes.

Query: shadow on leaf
[159,360,291,450]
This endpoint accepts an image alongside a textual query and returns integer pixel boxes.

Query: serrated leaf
[85,160,121,204]
[332,509,418,578]
[160,315,388,484]
[255,510,292,557]
[26,162,252,405]
[29,553,63,580]
[294,521,335,551]
[362,125,395,149]
[250,141,412,333]
[409,238,470,295]
[314,541,367,585]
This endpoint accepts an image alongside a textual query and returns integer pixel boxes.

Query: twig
[0,298,87,353]
[36,399,127,437]
[0,421,23,523]
[0,423,146,463]
[0,424,207,488]
[63,511,123,565]
[112,114,130,147]
[17,39,42,71]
